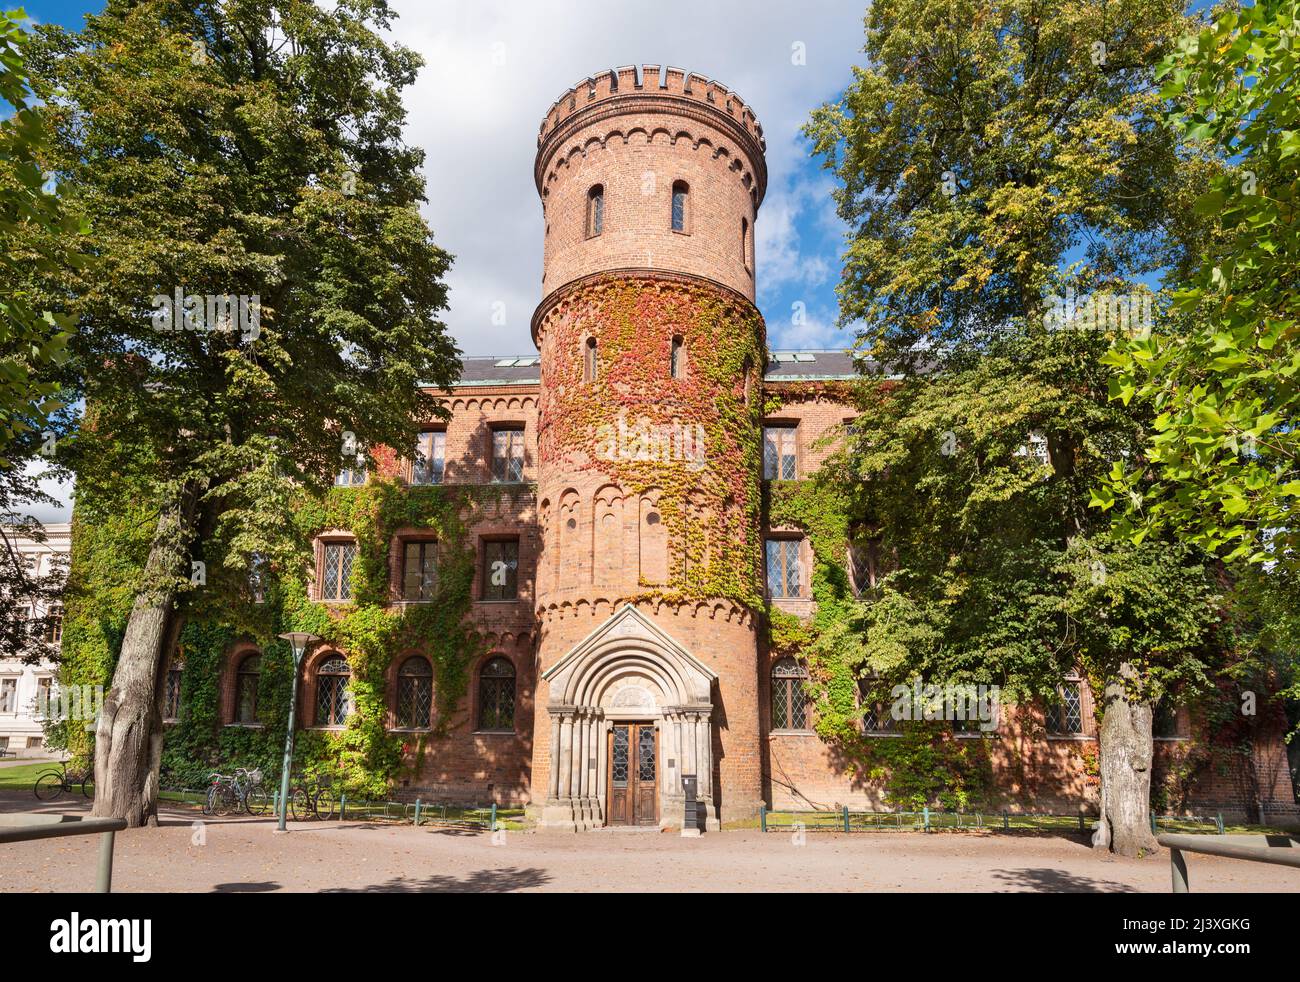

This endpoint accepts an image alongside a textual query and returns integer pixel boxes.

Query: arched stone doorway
[539,605,717,831]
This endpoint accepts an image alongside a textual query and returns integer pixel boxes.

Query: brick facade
[195,65,1295,826]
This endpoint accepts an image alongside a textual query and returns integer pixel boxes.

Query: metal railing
[760,806,1229,835]
[1158,832,1300,892]
[0,815,128,892]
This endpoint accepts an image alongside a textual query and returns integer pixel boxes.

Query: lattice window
[766,539,802,599]
[481,539,519,600]
[477,657,515,731]
[164,666,182,720]
[412,430,446,485]
[763,426,798,480]
[771,658,810,730]
[859,681,896,734]
[235,655,260,724]
[316,656,351,726]
[402,541,438,601]
[612,726,629,786]
[1046,680,1084,734]
[335,458,367,486]
[396,656,433,729]
[321,541,355,601]
[638,726,656,781]
[1154,701,1182,738]
[1,677,17,713]
[491,427,525,483]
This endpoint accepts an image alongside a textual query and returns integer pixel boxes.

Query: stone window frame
[0,674,19,715]
[473,653,518,735]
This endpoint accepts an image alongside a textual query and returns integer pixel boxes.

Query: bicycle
[234,767,270,815]
[204,772,240,817]
[33,761,93,801]
[282,772,334,821]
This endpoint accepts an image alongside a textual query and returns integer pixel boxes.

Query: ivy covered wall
[54,478,520,795]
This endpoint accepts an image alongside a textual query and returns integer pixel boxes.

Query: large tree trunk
[1092,663,1159,858]
[91,484,200,827]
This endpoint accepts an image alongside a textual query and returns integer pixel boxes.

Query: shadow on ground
[990,867,1139,893]
[319,867,551,893]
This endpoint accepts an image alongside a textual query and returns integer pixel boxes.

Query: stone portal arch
[540,604,716,830]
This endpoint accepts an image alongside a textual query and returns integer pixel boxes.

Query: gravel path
[2,792,1296,893]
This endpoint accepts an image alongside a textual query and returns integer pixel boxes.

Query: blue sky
[21,0,863,358]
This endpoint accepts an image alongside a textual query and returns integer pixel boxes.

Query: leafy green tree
[27,0,459,826]
[0,8,78,662]
[1101,0,1300,574]
[806,0,1229,855]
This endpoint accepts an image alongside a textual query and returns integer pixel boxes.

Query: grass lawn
[0,762,65,793]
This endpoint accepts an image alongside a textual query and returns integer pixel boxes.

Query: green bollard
[490,802,497,832]
[843,805,850,833]
[923,806,930,832]
[340,794,347,821]
[760,804,767,833]
[414,798,421,827]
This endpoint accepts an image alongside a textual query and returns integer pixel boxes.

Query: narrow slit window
[671,180,689,232]
[670,336,684,379]
[587,184,604,237]
[584,337,598,382]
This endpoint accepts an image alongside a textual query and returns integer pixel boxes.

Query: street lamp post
[275,631,320,833]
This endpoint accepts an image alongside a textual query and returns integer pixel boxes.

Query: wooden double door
[606,722,658,826]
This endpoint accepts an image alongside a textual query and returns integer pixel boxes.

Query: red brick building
[204,66,1295,828]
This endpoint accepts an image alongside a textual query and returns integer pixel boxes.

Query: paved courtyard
[2,792,1297,893]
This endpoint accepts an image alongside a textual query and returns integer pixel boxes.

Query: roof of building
[435,350,876,388]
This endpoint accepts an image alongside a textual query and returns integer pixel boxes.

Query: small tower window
[671,181,689,232]
[742,217,751,269]
[584,337,598,382]
[587,185,604,237]
[670,336,685,379]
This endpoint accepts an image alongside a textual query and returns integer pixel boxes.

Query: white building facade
[0,523,69,759]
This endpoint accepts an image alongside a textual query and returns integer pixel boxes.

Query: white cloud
[390,0,866,355]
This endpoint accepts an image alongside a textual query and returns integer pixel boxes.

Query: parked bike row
[33,762,339,822]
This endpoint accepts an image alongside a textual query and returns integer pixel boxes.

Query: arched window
[670,336,685,379]
[671,180,689,232]
[587,184,604,237]
[771,658,810,730]
[235,654,261,724]
[584,336,598,382]
[315,656,351,726]
[477,657,516,731]
[396,656,433,730]
[741,217,750,268]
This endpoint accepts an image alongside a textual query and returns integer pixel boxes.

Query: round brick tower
[529,66,768,831]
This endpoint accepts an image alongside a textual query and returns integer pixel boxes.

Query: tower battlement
[538,65,765,152]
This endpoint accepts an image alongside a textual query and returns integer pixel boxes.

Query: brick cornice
[530,267,765,347]
[535,93,768,206]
